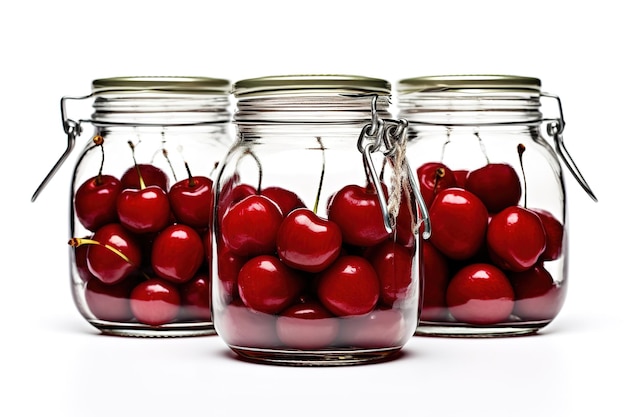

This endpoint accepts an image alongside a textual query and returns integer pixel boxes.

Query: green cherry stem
[128,141,146,190]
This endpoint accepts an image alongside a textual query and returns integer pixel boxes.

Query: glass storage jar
[397,74,596,337]
[32,76,233,337]
[211,74,430,365]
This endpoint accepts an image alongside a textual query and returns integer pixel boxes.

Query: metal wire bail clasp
[541,93,598,202]
[31,94,91,202]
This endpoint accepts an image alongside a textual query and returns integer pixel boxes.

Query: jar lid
[233,74,391,98]
[397,74,542,94]
[91,76,231,94]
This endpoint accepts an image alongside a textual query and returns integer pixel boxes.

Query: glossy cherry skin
[465,163,522,213]
[328,184,390,247]
[416,162,457,207]
[338,308,407,348]
[367,240,414,307]
[84,276,136,322]
[151,224,204,283]
[487,206,547,272]
[237,255,305,314]
[261,186,306,217]
[276,301,340,349]
[221,194,283,257]
[217,299,279,348]
[446,263,515,325]
[216,182,257,226]
[178,273,212,321]
[420,241,451,322]
[216,246,246,302]
[130,278,181,326]
[509,263,564,321]
[531,208,564,261]
[429,187,489,260]
[120,164,169,190]
[74,242,96,282]
[86,223,142,284]
[169,175,214,229]
[276,208,342,273]
[317,255,380,316]
[117,186,171,234]
[453,169,469,189]
[75,174,122,231]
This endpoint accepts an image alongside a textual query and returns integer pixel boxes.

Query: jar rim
[397,74,542,94]
[91,76,231,94]
[232,74,391,98]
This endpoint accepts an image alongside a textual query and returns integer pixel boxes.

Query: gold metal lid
[397,74,541,94]
[91,76,231,94]
[233,74,391,98]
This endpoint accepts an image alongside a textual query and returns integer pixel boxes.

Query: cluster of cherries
[70,138,215,327]
[417,147,565,326]
[213,179,418,350]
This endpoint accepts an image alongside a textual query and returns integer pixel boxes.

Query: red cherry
[420,241,451,322]
[453,169,469,188]
[367,240,414,307]
[120,164,169,190]
[116,185,171,234]
[169,175,214,229]
[487,206,547,272]
[276,301,340,349]
[328,184,390,247]
[216,181,256,225]
[428,187,489,260]
[151,224,204,283]
[221,195,283,257]
[82,223,142,284]
[84,276,137,322]
[74,242,96,282]
[237,255,304,314]
[217,299,279,348]
[178,273,212,321]
[446,263,514,325]
[216,246,246,302]
[509,263,564,321]
[276,208,342,273]
[416,162,457,207]
[317,255,380,316]
[74,174,122,231]
[465,163,522,213]
[531,208,564,261]
[261,186,306,217]
[130,278,181,326]
[339,308,407,348]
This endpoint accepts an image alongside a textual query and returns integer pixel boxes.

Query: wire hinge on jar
[357,95,431,239]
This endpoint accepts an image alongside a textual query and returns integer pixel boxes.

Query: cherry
[328,184,390,247]
[221,194,283,257]
[367,240,414,307]
[130,278,181,326]
[70,223,142,285]
[339,308,407,348]
[276,301,340,349]
[74,242,96,282]
[416,162,457,207]
[74,174,122,231]
[509,263,564,321]
[453,169,469,189]
[276,208,342,273]
[531,208,564,261]
[120,163,169,190]
[446,263,515,325]
[216,182,257,226]
[84,276,136,322]
[217,299,279,348]
[169,162,214,229]
[487,206,546,272]
[420,241,451,322]
[178,273,212,321]
[261,186,306,217]
[237,255,304,314]
[117,185,171,234]
[151,224,204,283]
[465,163,522,213]
[428,187,489,260]
[317,255,380,316]
[216,246,246,302]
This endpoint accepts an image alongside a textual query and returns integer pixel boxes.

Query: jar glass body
[212,76,421,365]
[68,77,232,337]
[398,75,567,337]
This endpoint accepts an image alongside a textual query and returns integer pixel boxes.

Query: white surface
[2,1,623,416]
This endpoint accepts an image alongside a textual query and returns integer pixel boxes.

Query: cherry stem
[518,143,527,208]
[184,161,196,187]
[433,167,446,192]
[162,148,178,182]
[128,141,146,189]
[474,132,490,164]
[68,237,135,267]
[313,137,326,215]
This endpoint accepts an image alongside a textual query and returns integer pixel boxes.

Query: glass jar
[32,76,233,337]
[211,75,430,365]
[397,74,597,337]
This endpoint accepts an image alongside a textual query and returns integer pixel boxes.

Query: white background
[2,1,623,416]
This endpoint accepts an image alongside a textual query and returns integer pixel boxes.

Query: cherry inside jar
[212,75,427,365]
